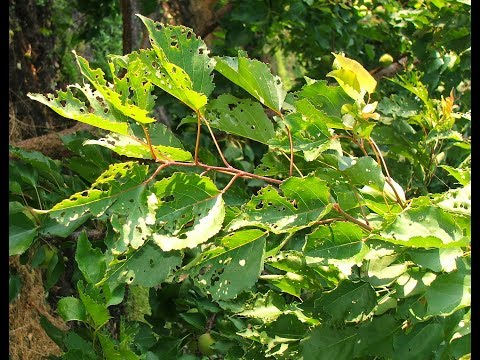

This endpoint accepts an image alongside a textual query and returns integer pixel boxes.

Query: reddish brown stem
[201,114,232,168]
[142,125,157,161]
[332,203,373,232]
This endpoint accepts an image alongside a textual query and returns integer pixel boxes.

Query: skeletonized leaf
[227,175,332,234]
[205,94,275,144]
[137,14,216,97]
[74,52,157,124]
[190,229,267,300]
[215,52,286,112]
[151,173,225,251]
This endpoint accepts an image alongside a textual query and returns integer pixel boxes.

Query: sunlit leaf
[190,229,266,300]
[215,52,286,112]
[228,175,331,233]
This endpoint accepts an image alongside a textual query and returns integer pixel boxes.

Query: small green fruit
[198,332,215,356]
[379,53,394,67]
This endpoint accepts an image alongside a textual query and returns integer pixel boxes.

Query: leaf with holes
[40,162,153,252]
[227,175,332,234]
[295,80,351,129]
[85,133,192,161]
[151,173,225,251]
[379,205,469,248]
[138,14,216,97]
[432,183,471,216]
[74,51,157,124]
[124,49,208,111]
[305,222,369,272]
[215,52,286,112]
[205,94,275,144]
[313,280,377,322]
[100,243,182,288]
[268,111,336,161]
[28,84,131,135]
[108,54,157,112]
[190,229,266,300]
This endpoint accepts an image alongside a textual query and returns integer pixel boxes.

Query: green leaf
[268,111,334,161]
[424,271,470,316]
[151,173,225,251]
[353,315,399,358]
[85,133,192,161]
[9,274,22,303]
[205,94,275,144]
[57,297,87,322]
[393,323,444,360]
[408,248,464,272]
[339,156,385,190]
[43,162,152,251]
[314,280,377,322]
[295,80,351,129]
[75,232,106,284]
[327,53,377,101]
[39,315,67,351]
[190,229,266,300]
[74,51,157,124]
[439,165,470,186]
[137,14,216,97]
[9,203,38,256]
[261,272,309,298]
[215,52,286,112]
[302,325,357,360]
[78,284,111,329]
[101,242,182,288]
[305,222,367,261]
[395,270,437,298]
[9,145,64,187]
[432,183,471,216]
[236,291,287,321]
[28,84,132,135]
[379,205,469,248]
[228,175,332,234]
[121,48,208,111]
[98,332,138,360]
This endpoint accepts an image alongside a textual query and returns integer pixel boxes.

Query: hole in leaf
[186,31,192,39]
[161,195,175,202]
[198,48,204,55]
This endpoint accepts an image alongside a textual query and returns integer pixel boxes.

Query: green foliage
[10,10,470,360]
